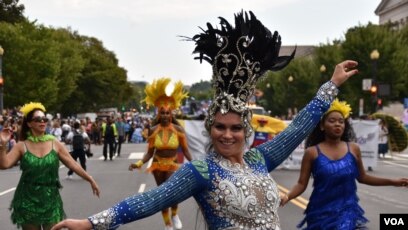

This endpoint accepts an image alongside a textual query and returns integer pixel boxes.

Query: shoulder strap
[315,145,322,154]
[23,141,28,153]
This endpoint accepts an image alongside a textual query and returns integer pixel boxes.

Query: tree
[0,21,132,116]
[189,80,213,101]
[0,21,61,109]
[341,23,406,114]
[259,57,319,117]
[0,0,25,24]
[60,36,131,116]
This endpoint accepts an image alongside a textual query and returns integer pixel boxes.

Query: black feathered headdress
[190,11,295,137]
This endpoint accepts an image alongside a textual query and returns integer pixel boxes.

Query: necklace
[27,132,55,143]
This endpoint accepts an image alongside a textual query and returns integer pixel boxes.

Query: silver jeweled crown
[190,11,295,137]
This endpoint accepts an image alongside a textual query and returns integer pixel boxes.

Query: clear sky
[19,0,380,86]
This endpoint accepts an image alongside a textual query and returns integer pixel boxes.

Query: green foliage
[252,23,407,118]
[258,57,319,116]
[372,113,408,152]
[0,22,60,108]
[0,0,25,24]
[0,21,132,116]
[189,80,213,101]
[59,36,131,116]
[128,82,147,112]
[340,23,407,114]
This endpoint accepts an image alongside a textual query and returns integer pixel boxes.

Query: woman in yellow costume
[0,102,100,230]
[128,78,192,230]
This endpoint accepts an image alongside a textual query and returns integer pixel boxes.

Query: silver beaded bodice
[201,152,281,230]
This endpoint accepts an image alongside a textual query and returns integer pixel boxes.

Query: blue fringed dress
[298,142,368,230]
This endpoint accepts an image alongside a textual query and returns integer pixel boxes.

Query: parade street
[1,143,407,229]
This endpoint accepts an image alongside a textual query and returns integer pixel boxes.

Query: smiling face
[210,111,246,164]
[321,111,345,140]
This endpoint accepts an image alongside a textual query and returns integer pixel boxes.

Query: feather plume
[20,102,46,117]
[143,77,188,110]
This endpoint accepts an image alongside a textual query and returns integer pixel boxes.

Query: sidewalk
[384,147,408,159]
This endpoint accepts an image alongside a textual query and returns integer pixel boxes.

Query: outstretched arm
[352,142,408,187]
[52,162,206,230]
[257,60,358,171]
[56,140,100,197]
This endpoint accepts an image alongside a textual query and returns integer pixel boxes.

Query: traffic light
[0,77,3,87]
[377,98,383,109]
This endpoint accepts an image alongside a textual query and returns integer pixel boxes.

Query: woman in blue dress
[280,99,408,230]
[51,11,360,230]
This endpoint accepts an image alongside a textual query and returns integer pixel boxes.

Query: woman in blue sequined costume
[0,102,100,230]
[51,11,359,230]
[280,100,408,230]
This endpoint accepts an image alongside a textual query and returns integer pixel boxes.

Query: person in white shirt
[378,119,389,158]
[65,122,91,179]
[50,120,63,141]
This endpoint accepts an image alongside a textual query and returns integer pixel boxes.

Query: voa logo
[380,214,407,229]
[384,217,404,226]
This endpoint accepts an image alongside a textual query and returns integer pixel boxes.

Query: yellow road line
[278,184,308,209]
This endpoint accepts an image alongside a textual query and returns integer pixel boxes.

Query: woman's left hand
[51,219,92,230]
[90,178,100,197]
[396,178,408,187]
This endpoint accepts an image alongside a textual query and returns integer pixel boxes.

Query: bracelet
[135,160,143,167]
[316,80,339,102]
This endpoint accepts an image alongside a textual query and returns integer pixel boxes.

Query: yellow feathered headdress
[20,102,46,117]
[144,77,188,111]
[325,98,352,118]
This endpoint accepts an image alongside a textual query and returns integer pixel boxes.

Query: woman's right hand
[330,60,359,87]
[129,160,143,171]
[128,163,137,171]
[279,193,289,207]
[50,219,92,230]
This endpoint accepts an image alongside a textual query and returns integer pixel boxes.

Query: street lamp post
[370,49,380,113]
[319,64,326,84]
[0,46,4,116]
[287,75,294,119]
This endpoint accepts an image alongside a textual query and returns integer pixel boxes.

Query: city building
[375,0,408,29]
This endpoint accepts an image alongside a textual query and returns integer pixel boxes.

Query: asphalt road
[1,142,407,229]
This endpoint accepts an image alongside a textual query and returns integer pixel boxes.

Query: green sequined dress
[10,144,64,228]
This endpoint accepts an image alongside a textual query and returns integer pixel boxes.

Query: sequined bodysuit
[297,143,368,229]
[10,142,64,228]
[88,82,338,230]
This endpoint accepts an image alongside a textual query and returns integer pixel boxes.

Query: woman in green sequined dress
[0,102,100,230]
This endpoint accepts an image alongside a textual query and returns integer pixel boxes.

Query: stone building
[375,0,408,29]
